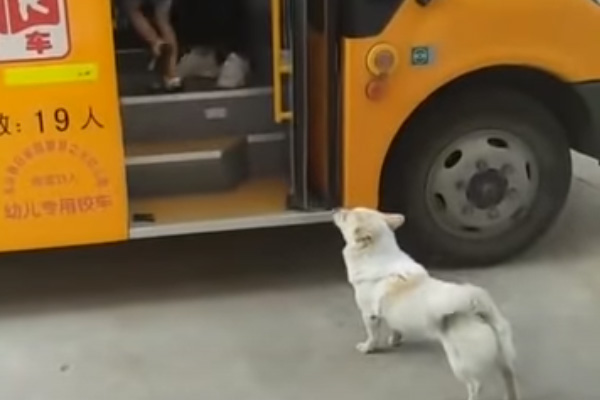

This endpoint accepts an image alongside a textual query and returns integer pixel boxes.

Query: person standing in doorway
[123,0,182,91]
[174,0,250,89]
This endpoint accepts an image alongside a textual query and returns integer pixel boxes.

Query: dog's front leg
[356,314,381,354]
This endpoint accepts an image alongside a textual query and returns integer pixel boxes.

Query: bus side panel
[341,0,600,208]
[0,1,128,252]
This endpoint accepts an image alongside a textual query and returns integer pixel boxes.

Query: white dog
[333,207,518,400]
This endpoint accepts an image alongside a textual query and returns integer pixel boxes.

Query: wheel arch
[379,65,592,205]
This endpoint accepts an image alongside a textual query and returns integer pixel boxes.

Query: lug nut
[487,208,499,220]
[456,180,466,190]
[501,164,514,176]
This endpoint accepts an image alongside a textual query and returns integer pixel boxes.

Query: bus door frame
[285,0,342,210]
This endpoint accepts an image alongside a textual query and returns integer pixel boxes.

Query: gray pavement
[0,154,600,400]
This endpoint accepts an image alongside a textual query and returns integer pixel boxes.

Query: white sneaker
[217,52,249,89]
[176,47,220,79]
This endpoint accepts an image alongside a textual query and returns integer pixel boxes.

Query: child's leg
[153,0,179,80]
[123,0,163,56]
[213,0,250,88]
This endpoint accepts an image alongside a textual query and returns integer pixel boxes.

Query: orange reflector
[366,78,386,101]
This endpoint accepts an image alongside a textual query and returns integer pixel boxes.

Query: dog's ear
[383,213,405,230]
[332,208,348,226]
[353,226,374,247]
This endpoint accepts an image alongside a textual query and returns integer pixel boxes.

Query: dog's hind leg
[387,330,403,347]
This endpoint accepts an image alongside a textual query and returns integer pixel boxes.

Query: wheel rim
[425,129,539,239]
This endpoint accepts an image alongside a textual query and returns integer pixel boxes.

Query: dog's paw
[388,331,403,347]
[356,340,376,354]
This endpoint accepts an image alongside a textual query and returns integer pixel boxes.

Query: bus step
[120,87,280,143]
[246,132,287,177]
[126,137,248,198]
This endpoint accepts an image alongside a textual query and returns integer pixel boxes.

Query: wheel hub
[425,129,539,238]
[466,169,509,209]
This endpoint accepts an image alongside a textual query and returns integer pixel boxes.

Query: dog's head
[332,207,405,248]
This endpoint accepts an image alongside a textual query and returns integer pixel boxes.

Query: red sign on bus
[0,0,70,62]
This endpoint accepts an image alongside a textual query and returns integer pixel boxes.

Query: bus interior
[111,0,338,237]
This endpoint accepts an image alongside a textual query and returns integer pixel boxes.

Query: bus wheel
[381,88,572,267]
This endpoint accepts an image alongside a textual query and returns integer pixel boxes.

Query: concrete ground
[1,154,600,400]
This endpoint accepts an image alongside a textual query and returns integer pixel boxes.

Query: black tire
[380,88,572,267]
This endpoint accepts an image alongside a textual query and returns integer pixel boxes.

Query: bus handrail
[270,0,293,123]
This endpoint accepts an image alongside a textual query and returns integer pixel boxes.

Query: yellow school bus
[0,0,598,266]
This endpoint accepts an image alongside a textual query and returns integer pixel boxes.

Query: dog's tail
[467,285,518,400]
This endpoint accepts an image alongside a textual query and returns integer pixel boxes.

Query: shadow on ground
[0,224,345,318]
